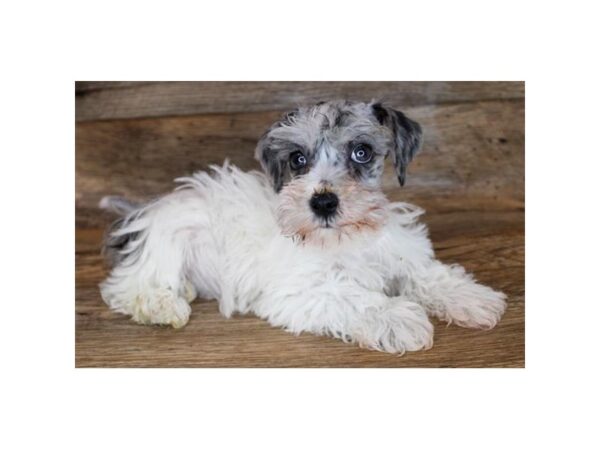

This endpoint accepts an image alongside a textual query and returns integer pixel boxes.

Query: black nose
[310,192,339,218]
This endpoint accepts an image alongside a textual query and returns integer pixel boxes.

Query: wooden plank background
[75,81,524,121]
[75,81,525,367]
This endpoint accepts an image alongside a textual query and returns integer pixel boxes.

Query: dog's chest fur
[177,166,433,316]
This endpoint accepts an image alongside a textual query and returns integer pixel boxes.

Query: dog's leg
[100,251,193,328]
[253,289,433,354]
[405,261,507,329]
[350,297,434,353]
[99,193,199,328]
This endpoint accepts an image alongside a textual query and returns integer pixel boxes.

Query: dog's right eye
[289,151,307,170]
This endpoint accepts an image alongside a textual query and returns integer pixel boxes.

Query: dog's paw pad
[446,285,507,330]
[181,281,197,304]
[359,302,434,354]
[132,289,192,328]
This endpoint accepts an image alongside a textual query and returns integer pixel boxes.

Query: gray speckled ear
[372,103,423,186]
[254,110,295,192]
[255,139,286,192]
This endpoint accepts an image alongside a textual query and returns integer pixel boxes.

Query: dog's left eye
[351,144,373,164]
[290,151,307,170]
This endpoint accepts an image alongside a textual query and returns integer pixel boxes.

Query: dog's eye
[351,144,373,164]
[290,151,307,170]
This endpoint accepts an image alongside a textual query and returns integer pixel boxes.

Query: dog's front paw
[358,301,434,354]
[131,288,192,328]
[444,283,507,330]
[181,281,197,304]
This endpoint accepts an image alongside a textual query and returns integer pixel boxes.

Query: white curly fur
[100,163,506,354]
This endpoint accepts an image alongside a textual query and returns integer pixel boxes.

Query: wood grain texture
[75,81,524,367]
[75,81,524,121]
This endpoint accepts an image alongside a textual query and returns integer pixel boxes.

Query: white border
[3,1,599,448]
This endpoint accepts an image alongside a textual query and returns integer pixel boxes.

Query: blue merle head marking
[370,102,423,186]
[254,101,423,242]
[254,100,422,192]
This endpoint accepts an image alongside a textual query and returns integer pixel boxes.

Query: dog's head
[255,100,422,244]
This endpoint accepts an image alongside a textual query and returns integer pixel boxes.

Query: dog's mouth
[311,207,384,232]
[289,213,384,246]
[316,214,337,229]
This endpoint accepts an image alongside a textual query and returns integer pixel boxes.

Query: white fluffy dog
[99,100,506,354]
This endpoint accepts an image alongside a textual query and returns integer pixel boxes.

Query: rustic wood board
[75,82,524,367]
[75,210,524,368]
[75,81,524,121]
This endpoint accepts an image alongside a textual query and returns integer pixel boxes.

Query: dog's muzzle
[310,192,339,219]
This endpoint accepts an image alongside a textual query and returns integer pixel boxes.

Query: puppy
[99,100,506,354]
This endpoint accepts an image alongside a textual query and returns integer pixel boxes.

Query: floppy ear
[254,109,297,192]
[372,103,423,186]
[255,137,285,192]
